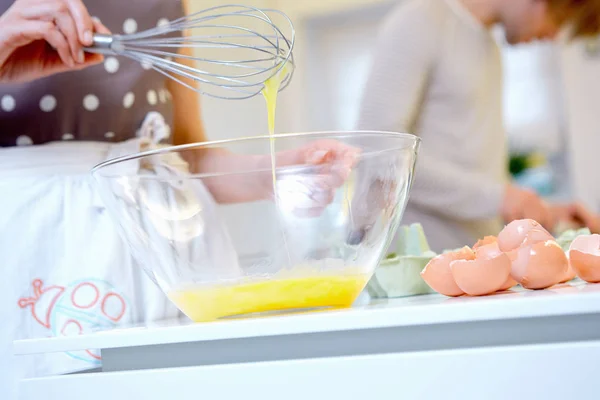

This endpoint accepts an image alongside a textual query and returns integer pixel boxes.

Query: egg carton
[366,223,436,298]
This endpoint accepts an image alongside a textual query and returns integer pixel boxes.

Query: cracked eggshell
[569,234,600,283]
[473,236,498,249]
[450,242,511,296]
[420,247,474,297]
[497,219,554,252]
[510,240,569,290]
[560,262,578,284]
[498,275,519,291]
[471,237,517,291]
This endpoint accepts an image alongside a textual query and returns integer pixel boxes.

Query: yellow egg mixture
[169,272,369,322]
[168,62,368,323]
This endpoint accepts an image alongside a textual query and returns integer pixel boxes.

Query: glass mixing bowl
[92,131,420,322]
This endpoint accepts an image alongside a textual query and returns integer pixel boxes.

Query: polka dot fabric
[0,0,184,147]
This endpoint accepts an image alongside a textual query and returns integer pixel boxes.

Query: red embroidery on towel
[18,279,64,329]
[101,292,126,322]
[71,282,100,309]
[19,278,129,364]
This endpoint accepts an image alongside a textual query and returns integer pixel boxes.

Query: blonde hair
[548,0,600,37]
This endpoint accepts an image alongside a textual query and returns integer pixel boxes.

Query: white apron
[0,113,190,396]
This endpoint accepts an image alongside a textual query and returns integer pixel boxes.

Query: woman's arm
[167,0,206,144]
[168,0,357,207]
[166,0,278,203]
[166,0,269,203]
[168,56,353,206]
[166,47,270,202]
[166,45,207,145]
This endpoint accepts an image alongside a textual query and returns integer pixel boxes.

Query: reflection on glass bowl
[92,131,420,322]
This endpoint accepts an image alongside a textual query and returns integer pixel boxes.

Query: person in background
[357,0,600,252]
[0,0,355,390]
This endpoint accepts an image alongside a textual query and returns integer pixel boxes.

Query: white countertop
[14,279,600,356]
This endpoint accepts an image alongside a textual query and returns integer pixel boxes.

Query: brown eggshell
[450,243,511,296]
[498,276,518,291]
[473,236,497,249]
[510,240,569,290]
[474,241,503,259]
[569,234,600,283]
[560,262,577,284]
[463,240,515,292]
[522,229,556,247]
[421,247,475,297]
[497,219,554,252]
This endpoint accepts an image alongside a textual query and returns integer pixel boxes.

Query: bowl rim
[91,130,420,176]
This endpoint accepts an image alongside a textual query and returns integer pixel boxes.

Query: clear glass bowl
[92,131,420,322]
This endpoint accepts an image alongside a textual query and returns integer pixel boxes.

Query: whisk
[86,4,295,100]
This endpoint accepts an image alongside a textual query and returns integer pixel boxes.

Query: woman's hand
[272,140,361,217]
[551,202,600,234]
[186,140,360,208]
[0,0,110,83]
[501,184,554,231]
[570,203,600,233]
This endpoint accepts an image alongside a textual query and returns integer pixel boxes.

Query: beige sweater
[357,0,509,252]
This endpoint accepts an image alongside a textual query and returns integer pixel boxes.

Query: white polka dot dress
[1,95,15,112]
[159,90,168,104]
[123,92,135,109]
[157,18,170,29]
[141,61,153,71]
[147,90,158,106]
[39,95,57,112]
[104,57,120,74]
[16,135,33,146]
[123,18,138,34]
[83,95,100,111]
[0,0,183,147]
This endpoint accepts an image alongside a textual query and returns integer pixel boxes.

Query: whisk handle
[84,34,121,55]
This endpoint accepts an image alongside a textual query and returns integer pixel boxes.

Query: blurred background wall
[187,0,600,212]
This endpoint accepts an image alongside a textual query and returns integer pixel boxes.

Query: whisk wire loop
[87,4,295,100]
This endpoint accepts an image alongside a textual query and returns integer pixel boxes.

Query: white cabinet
[14,280,600,400]
[19,341,600,400]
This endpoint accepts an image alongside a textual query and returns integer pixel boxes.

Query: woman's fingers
[19,0,93,63]
[19,2,66,19]
[13,19,74,67]
[80,52,103,67]
[54,10,83,63]
[42,21,75,67]
[75,18,110,66]
[570,202,600,233]
[65,0,94,45]
[91,16,111,35]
